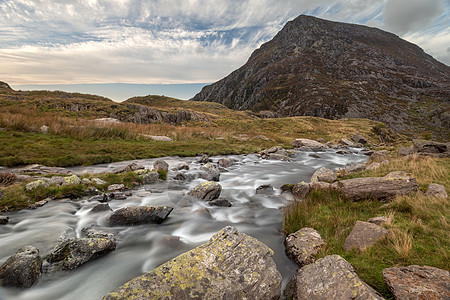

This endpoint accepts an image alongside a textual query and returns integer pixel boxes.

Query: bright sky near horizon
[1,0,448,99]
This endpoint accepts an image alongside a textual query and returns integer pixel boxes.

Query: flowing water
[0,149,368,300]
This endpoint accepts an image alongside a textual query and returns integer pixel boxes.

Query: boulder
[398,146,415,156]
[108,206,173,226]
[268,153,291,161]
[351,134,367,144]
[81,226,116,242]
[336,172,418,201]
[46,238,116,270]
[208,197,232,207]
[336,150,350,155]
[109,192,127,200]
[256,184,275,195]
[370,150,390,162]
[107,184,125,192]
[198,170,220,182]
[196,154,210,164]
[187,182,222,201]
[217,158,235,168]
[342,163,366,174]
[142,171,159,184]
[292,182,310,199]
[103,226,282,300]
[62,175,81,186]
[285,227,324,267]
[89,203,112,213]
[366,162,381,171]
[310,167,336,183]
[0,216,9,224]
[193,207,212,219]
[49,176,65,185]
[153,159,169,172]
[29,199,49,209]
[200,162,218,173]
[177,162,190,170]
[343,221,388,251]
[383,265,450,299]
[81,178,91,185]
[0,246,42,288]
[292,139,327,151]
[367,216,389,226]
[12,164,72,175]
[112,163,145,174]
[173,172,187,181]
[413,139,450,156]
[309,153,321,158]
[340,138,356,147]
[426,183,448,199]
[284,255,384,300]
[25,179,49,191]
[91,178,107,185]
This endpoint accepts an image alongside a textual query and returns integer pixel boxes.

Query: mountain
[191,15,450,139]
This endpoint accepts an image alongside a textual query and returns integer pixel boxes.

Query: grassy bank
[283,155,450,298]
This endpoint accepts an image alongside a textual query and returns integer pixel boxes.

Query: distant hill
[191,15,450,140]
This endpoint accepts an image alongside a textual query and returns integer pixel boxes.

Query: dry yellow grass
[389,229,413,260]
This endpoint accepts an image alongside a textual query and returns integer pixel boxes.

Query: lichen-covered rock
[336,172,418,201]
[81,178,91,185]
[62,175,81,185]
[103,226,282,300]
[217,158,235,168]
[398,146,415,156]
[107,184,125,192]
[343,221,388,251]
[109,206,173,226]
[292,182,310,199]
[49,176,65,185]
[25,179,49,191]
[142,171,159,184]
[292,138,327,151]
[187,181,222,201]
[91,177,107,185]
[46,238,116,270]
[284,255,384,300]
[426,183,448,199]
[383,265,450,299]
[153,159,169,172]
[285,227,324,267]
[13,164,72,175]
[310,167,337,183]
[0,246,42,288]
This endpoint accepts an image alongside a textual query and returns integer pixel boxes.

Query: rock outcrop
[103,226,282,300]
[108,206,173,226]
[0,246,42,288]
[284,255,384,299]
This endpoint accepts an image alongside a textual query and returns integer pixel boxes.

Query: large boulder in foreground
[336,171,418,201]
[187,181,222,201]
[343,221,388,251]
[383,265,450,299]
[284,255,384,300]
[103,226,282,300]
[285,227,324,267]
[109,206,173,226]
[0,246,42,288]
[46,238,116,270]
[292,139,327,151]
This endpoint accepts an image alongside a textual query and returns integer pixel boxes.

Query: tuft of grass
[157,169,167,181]
[0,172,17,186]
[389,229,413,260]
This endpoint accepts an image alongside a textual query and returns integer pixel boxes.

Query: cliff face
[192,15,450,138]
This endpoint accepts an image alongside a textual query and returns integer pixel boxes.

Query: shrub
[0,172,17,186]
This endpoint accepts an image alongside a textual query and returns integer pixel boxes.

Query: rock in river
[109,206,173,226]
[103,226,282,300]
[0,246,42,288]
[187,181,222,201]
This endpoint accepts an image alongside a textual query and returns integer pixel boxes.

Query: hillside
[191,15,450,140]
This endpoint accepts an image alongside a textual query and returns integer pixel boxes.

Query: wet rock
[109,192,127,200]
[343,221,388,251]
[153,159,169,172]
[426,183,448,199]
[112,163,145,174]
[383,265,450,299]
[292,182,310,199]
[29,199,49,209]
[196,154,210,164]
[173,172,187,181]
[0,216,9,224]
[309,153,321,158]
[89,203,112,213]
[107,184,125,192]
[217,157,235,168]
[91,178,107,185]
[284,255,384,300]
[177,162,189,170]
[398,146,415,156]
[46,238,116,270]
[310,167,336,183]
[256,184,275,195]
[193,207,212,219]
[25,179,49,191]
[208,197,232,207]
[292,138,327,151]
[108,206,173,226]
[198,168,220,181]
[200,162,218,173]
[81,226,116,242]
[0,246,42,288]
[268,153,291,161]
[336,172,418,201]
[103,226,282,300]
[351,134,367,144]
[142,171,159,184]
[367,216,389,226]
[285,227,324,267]
[187,182,222,201]
[336,149,350,155]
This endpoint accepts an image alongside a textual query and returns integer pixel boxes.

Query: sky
[1,0,449,101]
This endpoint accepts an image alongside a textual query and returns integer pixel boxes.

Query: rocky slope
[192,15,450,140]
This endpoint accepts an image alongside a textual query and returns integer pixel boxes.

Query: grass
[283,156,450,298]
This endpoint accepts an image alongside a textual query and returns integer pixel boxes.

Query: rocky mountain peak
[192,15,450,139]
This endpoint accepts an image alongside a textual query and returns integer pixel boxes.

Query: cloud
[383,0,445,34]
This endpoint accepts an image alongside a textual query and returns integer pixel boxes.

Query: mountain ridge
[191,15,450,140]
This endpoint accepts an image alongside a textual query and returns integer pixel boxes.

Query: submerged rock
[108,206,173,226]
[208,197,232,207]
[187,181,222,201]
[284,255,384,300]
[0,216,9,224]
[256,184,275,195]
[103,226,282,300]
[0,246,42,288]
